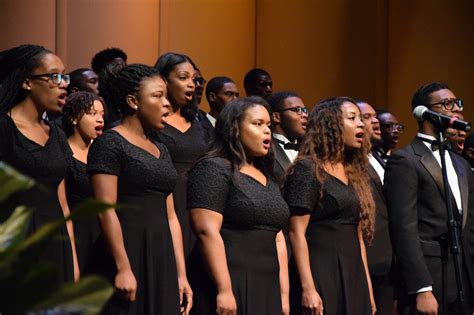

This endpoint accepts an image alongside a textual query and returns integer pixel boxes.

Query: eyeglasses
[381,122,404,132]
[193,77,207,86]
[429,98,463,111]
[29,73,71,86]
[277,107,308,115]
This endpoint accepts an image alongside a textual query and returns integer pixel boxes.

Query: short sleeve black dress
[284,159,371,315]
[0,114,74,284]
[87,130,180,315]
[187,157,290,315]
[153,122,207,257]
[65,157,100,273]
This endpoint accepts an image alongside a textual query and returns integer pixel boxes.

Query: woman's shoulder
[292,158,314,173]
[191,156,232,176]
[89,130,125,152]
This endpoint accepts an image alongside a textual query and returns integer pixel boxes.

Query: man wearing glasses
[373,109,404,166]
[384,82,473,314]
[267,91,308,184]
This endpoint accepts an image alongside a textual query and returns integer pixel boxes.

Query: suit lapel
[451,153,469,228]
[367,163,384,201]
[372,151,386,168]
[413,138,446,198]
[273,138,291,170]
[414,138,467,227]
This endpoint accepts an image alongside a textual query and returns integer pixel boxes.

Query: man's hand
[416,291,438,315]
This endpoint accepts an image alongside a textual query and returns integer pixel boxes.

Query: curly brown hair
[294,96,375,242]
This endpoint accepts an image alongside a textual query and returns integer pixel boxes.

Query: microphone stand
[437,129,466,314]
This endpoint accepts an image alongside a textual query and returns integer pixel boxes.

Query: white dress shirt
[206,113,216,127]
[273,133,298,162]
[368,153,385,183]
[417,133,462,212]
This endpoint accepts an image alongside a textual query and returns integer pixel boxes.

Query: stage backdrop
[1,0,472,147]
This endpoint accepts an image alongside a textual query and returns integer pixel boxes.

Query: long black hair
[0,44,51,114]
[204,96,275,177]
[154,52,198,122]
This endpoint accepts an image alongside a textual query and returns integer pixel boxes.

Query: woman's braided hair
[0,44,51,114]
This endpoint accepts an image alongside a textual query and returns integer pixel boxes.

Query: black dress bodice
[187,157,289,231]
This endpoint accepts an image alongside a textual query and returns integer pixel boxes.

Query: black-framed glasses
[429,98,463,111]
[29,73,70,86]
[381,122,404,132]
[276,107,308,115]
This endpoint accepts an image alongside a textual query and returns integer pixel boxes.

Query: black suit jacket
[199,113,215,144]
[366,163,393,276]
[384,137,473,302]
[272,139,291,184]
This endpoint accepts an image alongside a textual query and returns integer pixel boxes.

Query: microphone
[413,105,471,132]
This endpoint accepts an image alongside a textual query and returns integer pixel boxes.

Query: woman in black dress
[187,97,290,315]
[154,53,207,257]
[87,64,192,314]
[62,91,104,273]
[0,44,79,284]
[284,97,376,315]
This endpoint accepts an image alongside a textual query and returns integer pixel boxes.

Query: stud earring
[134,105,138,110]
[72,120,77,126]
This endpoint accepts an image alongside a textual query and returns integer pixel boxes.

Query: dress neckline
[326,173,350,187]
[109,129,162,160]
[238,171,269,188]
[164,121,194,135]
[6,114,53,148]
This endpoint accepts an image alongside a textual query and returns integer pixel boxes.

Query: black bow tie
[419,137,441,152]
[284,142,299,151]
[275,139,299,151]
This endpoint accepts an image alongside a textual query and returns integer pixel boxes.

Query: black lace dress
[284,159,371,315]
[0,114,74,284]
[187,157,289,315]
[65,157,101,273]
[87,130,180,315]
[153,122,207,257]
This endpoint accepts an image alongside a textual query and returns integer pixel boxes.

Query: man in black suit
[199,76,239,143]
[267,91,308,183]
[384,82,473,314]
[358,101,394,315]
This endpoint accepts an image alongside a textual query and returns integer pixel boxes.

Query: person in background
[91,47,128,129]
[66,68,99,95]
[243,68,272,99]
[374,110,404,165]
[462,133,474,171]
[200,76,239,142]
[62,91,104,274]
[193,68,206,106]
[358,100,395,315]
[267,91,308,184]
[446,112,467,155]
[154,52,207,258]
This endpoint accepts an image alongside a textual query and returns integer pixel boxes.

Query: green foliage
[0,162,114,314]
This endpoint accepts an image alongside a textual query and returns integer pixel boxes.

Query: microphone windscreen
[413,105,428,121]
